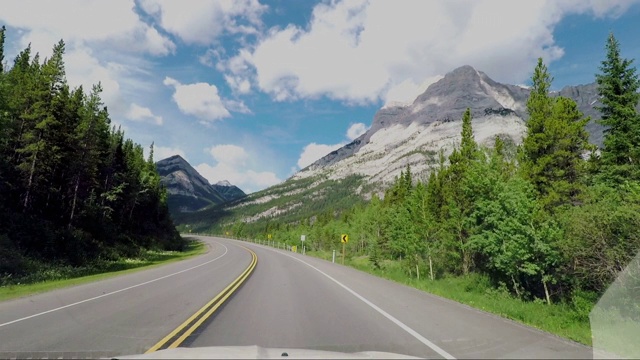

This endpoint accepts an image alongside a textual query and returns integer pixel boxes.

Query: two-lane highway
[183,237,592,359]
[0,238,252,359]
[0,235,593,359]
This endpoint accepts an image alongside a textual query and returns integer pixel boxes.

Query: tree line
[0,28,182,283]
[234,33,640,307]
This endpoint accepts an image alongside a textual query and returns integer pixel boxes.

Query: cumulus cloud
[196,144,281,193]
[346,122,368,140]
[0,0,176,129]
[208,144,249,165]
[153,146,187,161]
[64,46,122,105]
[384,75,444,107]
[223,0,639,104]
[163,77,232,122]
[126,103,163,125]
[1,0,175,57]
[297,142,344,169]
[296,122,371,169]
[163,77,251,122]
[139,0,267,45]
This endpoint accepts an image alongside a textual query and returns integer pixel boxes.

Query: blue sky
[1,0,639,193]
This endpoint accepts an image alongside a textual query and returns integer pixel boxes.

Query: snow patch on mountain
[216,180,233,186]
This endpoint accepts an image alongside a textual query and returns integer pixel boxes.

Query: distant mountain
[155,155,245,214]
[176,65,638,231]
[212,180,246,202]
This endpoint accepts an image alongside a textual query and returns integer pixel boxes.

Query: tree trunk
[129,193,138,220]
[542,277,551,305]
[511,275,521,298]
[68,176,80,228]
[22,132,41,211]
[429,255,434,281]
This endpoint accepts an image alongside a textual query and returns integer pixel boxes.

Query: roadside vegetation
[212,33,640,347]
[0,28,186,289]
[0,239,205,302]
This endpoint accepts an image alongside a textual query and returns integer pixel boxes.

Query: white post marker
[301,235,306,255]
[332,250,336,263]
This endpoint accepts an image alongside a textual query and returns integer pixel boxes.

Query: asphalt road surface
[0,236,593,359]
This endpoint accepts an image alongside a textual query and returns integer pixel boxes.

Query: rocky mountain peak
[216,180,233,187]
[301,65,613,176]
[155,156,245,214]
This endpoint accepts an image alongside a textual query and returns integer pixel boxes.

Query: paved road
[186,237,592,359]
[0,237,251,359]
[0,236,593,359]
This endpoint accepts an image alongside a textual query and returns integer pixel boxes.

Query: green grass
[0,239,207,302]
[307,250,593,346]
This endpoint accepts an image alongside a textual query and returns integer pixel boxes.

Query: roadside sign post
[340,234,348,264]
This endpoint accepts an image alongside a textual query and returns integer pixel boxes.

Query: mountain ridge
[305,65,616,173]
[156,155,245,214]
[176,64,639,230]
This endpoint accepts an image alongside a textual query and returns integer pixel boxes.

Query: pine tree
[595,33,640,183]
[442,108,478,274]
[522,58,590,209]
[522,58,554,188]
[460,108,477,160]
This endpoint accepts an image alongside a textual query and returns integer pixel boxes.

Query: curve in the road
[145,245,258,353]
[0,243,230,329]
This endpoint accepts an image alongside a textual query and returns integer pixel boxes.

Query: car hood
[115,345,421,359]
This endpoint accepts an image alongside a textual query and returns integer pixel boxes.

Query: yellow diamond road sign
[341,234,348,243]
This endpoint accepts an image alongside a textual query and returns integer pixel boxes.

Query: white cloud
[163,77,231,122]
[126,103,163,125]
[153,146,187,161]
[296,121,371,169]
[0,0,176,132]
[346,122,368,141]
[208,144,249,165]
[223,99,252,114]
[64,46,122,105]
[139,0,267,45]
[196,144,281,193]
[297,142,344,169]
[196,162,281,193]
[384,75,444,107]
[1,0,175,57]
[225,75,252,94]
[224,0,639,104]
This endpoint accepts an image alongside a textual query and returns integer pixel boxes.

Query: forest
[226,33,640,311]
[0,28,183,285]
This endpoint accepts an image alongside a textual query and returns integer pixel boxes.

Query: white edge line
[247,241,456,360]
[0,242,228,328]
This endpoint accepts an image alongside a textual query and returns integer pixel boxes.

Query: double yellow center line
[145,246,258,353]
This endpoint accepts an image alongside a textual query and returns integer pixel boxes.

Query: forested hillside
[225,34,640,309]
[0,28,183,285]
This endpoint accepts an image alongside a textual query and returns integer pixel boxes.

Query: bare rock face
[156,155,245,213]
[306,64,633,175]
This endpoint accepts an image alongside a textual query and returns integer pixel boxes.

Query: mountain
[175,65,637,232]
[155,155,246,214]
[213,180,246,202]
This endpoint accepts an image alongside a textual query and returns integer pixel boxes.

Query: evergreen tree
[595,33,640,183]
[442,108,478,274]
[522,58,590,209]
[522,57,555,191]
